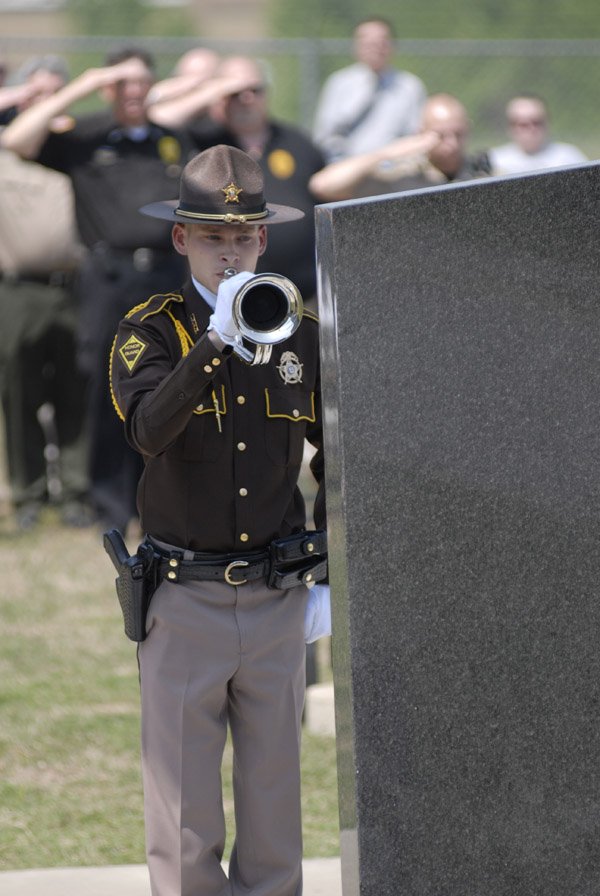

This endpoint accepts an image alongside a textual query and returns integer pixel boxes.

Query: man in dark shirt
[1,46,192,532]
[110,144,330,896]
[189,55,326,308]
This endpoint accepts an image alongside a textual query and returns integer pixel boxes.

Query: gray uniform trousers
[139,574,309,896]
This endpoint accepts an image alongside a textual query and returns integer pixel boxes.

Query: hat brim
[139,199,304,225]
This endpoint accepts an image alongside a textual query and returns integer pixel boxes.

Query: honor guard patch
[118,332,148,373]
[267,149,296,179]
[222,182,243,203]
[277,351,303,384]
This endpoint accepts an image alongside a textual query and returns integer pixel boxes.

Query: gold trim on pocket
[264,388,315,422]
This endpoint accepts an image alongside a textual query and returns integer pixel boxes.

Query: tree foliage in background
[268,0,600,40]
[67,0,191,40]
[267,0,600,156]
[67,0,146,36]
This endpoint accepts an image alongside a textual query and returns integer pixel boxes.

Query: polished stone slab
[316,162,600,896]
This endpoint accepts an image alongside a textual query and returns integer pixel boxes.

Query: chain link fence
[1,34,599,157]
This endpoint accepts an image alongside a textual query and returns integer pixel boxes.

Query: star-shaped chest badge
[222,182,243,204]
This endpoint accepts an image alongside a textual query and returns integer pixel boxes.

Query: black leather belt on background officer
[104,528,328,643]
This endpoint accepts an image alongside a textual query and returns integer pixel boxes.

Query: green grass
[0,510,339,871]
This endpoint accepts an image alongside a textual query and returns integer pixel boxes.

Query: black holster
[103,529,160,642]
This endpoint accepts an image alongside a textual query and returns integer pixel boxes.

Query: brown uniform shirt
[110,281,324,552]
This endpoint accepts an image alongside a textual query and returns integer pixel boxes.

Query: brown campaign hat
[140,144,304,225]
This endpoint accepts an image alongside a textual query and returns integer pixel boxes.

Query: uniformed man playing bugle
[109,144,330,896]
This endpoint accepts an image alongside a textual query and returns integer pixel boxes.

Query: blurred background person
[1,46,192,533]
[146,47,252,132]
[190,55,326,308]
[0,55,71,126]
[310,93,492,202]
[490,94,587,174]
[146,46,223,127]
[312,16,427,163]
[0,56,91,530]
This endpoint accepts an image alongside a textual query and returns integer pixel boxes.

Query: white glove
[208,270,255,345]
[304,584,331,644]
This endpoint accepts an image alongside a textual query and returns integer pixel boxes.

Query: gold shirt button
[203,364,212,373]
[167,571,177,580]
[237,441,246,451]
[239,487,248,496]
[292,409,300,418]
[237,395,246,405]
[240,533,249,542]
[212,357,221,366]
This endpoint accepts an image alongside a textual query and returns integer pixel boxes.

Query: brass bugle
[223,267,303,364]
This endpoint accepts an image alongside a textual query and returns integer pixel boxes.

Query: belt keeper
[269,529,327,564]
[165,551,181,583]
[268,556,327,590]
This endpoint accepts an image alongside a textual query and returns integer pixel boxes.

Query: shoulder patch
[118,332,148,374]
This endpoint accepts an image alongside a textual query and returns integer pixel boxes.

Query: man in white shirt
[490,94,587,175]
[312,17,427,163]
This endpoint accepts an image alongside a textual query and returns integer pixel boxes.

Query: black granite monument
[316,162,600,896]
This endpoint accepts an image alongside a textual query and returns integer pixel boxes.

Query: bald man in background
[310,93,493,202]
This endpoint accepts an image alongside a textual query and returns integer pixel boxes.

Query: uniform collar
[183,279,213,340]
[107,122,160,144]
[191,275,217,310]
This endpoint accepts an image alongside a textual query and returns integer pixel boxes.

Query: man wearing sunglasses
[490,94,587,175]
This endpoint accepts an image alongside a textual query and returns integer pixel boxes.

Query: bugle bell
[223,267,303,365]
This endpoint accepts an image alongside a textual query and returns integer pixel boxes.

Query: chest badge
[268,149,296,179]
[92,146,117,166]
[277,351,303,385]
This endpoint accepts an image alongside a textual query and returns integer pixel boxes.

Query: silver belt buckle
[224,559,249,586]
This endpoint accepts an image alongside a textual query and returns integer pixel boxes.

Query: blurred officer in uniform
[0,55,90,529]
[189,55,326,310]
[109,144,330,896]
[310,93,492,202]
[1,46,192,532]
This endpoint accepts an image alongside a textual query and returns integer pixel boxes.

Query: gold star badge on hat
[222,182,243,204]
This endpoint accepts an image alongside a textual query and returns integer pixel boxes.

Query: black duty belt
[150,530,328,590]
